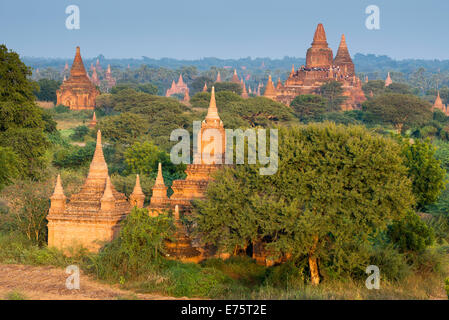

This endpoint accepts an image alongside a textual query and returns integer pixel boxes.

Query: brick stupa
[166,74,189,97]
[269,24,366,110]
[47,130,130,252]
[56,46,100,110]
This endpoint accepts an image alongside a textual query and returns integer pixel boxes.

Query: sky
[1,0,448,60]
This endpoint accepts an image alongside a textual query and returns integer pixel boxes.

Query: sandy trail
[0,264,182,300]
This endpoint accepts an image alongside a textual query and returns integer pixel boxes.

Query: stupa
[269,24,366,110]
[56,47,100,110]
[47,130,130,251]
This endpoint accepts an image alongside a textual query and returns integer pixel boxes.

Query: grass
[4,291,28,300]
[0,232,447,300]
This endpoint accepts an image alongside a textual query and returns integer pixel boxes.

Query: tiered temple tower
[385,72,393,87]
[56,47,100,110]
[47,130,130,251]
[166,74,189,97]
[268,23,366,110]
[433,91,448,115]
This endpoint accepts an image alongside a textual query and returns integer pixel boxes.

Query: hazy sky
[1,0,448,60]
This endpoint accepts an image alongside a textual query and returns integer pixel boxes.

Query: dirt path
[0,264,183,300]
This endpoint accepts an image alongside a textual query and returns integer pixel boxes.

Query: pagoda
[47,130,130,252]
[56,47,100,110]
[385,72,393,87]
[271,24,366,110]
[433,91,448,114]
[166,74,189,97]
[104,64,117,90]
[231,69,240,83]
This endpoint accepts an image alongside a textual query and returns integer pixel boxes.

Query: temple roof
[203,82,208,92]
[241,81,248,98]
[216,72,221,83]
[70,47,88,77]
[334,34,353,65]
[154,163,166,187]
[385,72,393,87]
[51,174,66,200]
[131,174,145,197]
[434,91,445,110]
[231,69,240,83]
[264,75,276,97]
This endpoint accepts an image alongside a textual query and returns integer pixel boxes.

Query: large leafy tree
[33,79,61,103]
[363,93,432,132]
[319,80,346,111]
[290,94,328,122]
[194,123,414,285]
[0,45,50,179]
[401,138,446,210]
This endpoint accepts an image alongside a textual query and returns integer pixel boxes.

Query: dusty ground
[0,264,183,300]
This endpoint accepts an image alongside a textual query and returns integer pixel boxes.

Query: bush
[370,245,411,282]
[52,142,95,168]
[69,125,89,141]
[90,207,175,281]
[445,278,449,299]
[54,104,69,113]
[263,261,307,289]
[387,211,435,253]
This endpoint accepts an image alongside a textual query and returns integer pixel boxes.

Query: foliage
[401,138,447,209]
[193,123,415,283]
[53,104,70,113]
[212,82,242,95]
[33,79,61,103]
[110,82,158,95]
[0,147,19,191]
[124,141,173,175]
[91,207,175,280]
[363,94,432,132]
[52,142,95,168]
[318,81,346,112]
[69,125,89,141]
[290,95,328,122]
[387,211,435,253]
[98,112,148,145]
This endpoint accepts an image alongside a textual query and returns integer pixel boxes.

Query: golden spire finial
[205,86,220,121]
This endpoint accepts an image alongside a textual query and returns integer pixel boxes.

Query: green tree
[401,139,447,210]
[387,211,435,253]
[290,95,328,122]
[33,79,61,103]
[194,123,415,285]
[212,82,242,95]
[0,147,19,191]
[98,112,148,145]
[0,45,50,179]
[124,141,171,175]
[363,94,432,132]
[319,81,346,111]
[93,207,175,279]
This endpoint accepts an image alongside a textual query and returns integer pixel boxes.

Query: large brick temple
[56,46,100,110]
[47,87,235,263]
[265,23,366,110]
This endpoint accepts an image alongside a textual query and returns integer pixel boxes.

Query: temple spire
[231,69,240,83]
[130,174,145,208]
[205,86,220,121]
[101,176,115,211]
[434,91,445,111]
[241,80,248,98]
[154,162,165,186]
[216,71,221,83]
[203,82,208,92]
[311,23,328,47]
[385,72,393,87]
[264,75,276,99]
[70,46,87,77]
[51,174,66,200]
[86,130,109,183]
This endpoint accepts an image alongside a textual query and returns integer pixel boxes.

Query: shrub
[387,211,435,253]
[445,278,449,299]
[90,207,175,280]
[370,245,411,282]
[54,104,69,113]
[263,261,307,289]
[69,125,89,141]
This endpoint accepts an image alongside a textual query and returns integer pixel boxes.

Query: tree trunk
[308,235,320,286]
[309,255,320,286]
